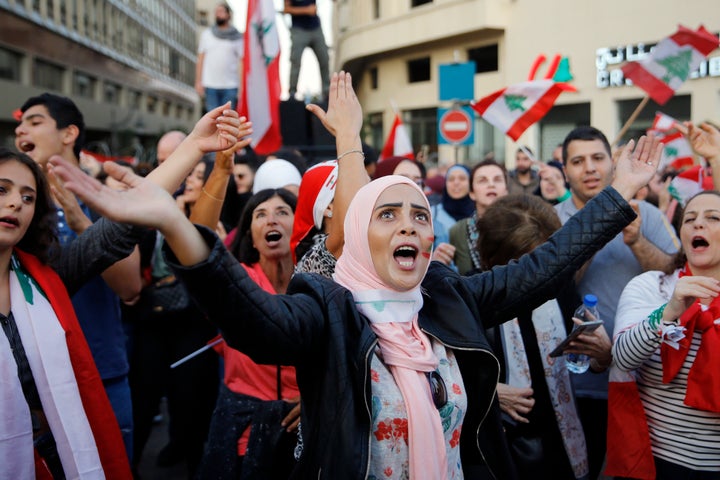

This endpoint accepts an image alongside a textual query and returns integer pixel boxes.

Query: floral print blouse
[368,341,467,479]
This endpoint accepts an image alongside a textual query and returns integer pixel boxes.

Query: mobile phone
[549,320,604,358]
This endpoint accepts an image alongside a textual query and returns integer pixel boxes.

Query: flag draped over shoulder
[621,25,719,105]
[240,0,282,154]
[380,113,414,161]
[470,79,576,141]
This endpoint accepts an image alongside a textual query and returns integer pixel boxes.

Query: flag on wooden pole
[621,25,719,105]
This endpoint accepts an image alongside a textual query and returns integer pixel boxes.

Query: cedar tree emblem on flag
[471,80,576,141]
[621,25,719,105]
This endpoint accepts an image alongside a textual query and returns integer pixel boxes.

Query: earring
[326,212,333,218]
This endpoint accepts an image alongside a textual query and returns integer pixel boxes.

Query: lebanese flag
[380,113,414,160]
[659,131,694,170]
[470,79,576,141]
[669,165,712,206]
[621,25,719,105]
[651,111,681,132]
[240,0,282,154]
[605,369,655,479]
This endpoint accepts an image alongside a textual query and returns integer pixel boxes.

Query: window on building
[411,0,432,7]
[0,47,21,81]
[467,117,505,166]
[104,81,121,104]
[539,102,592,160]
[147,95,157,113]
[372,0,380,19]
[407,57,431,83]
[369,67,378,90]
[366,112,384,151]
[197,9,208,26]
[467,44,499,74]
[404,108,437,152]
[129,90,142,109]
[162,100,171,116]
[33,59,64,91]
[73,71,96,98]
[169,51,180,78]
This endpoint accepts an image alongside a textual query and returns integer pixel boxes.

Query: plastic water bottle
[566,294,600,374]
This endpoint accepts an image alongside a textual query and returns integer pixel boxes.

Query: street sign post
[438,107,474,145]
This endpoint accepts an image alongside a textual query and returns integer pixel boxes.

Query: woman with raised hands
[0,102,240,479]
[51,134,660,479]
[291,71,368,275]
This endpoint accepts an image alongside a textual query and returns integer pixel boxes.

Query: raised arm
[461,134,663,325]
[147,104,241,194]
[47,160,142,302]
[51,216,146,297]
[682,121,720,190]
[188,121,253,230]
[306,71,368,258]
[49,157,328,364]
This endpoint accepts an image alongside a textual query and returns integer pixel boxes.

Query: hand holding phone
[549,320,604,358]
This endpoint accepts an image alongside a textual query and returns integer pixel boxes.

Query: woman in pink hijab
[52,129,663,478]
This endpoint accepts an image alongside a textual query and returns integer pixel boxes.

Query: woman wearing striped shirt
[610,190,720,479]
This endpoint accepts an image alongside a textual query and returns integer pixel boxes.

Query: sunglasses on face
[426,370,448,409]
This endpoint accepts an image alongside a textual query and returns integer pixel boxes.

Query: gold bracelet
[337,149,365,161]
[201,187,224,202]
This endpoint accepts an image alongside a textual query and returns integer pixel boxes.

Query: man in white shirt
[195,3,243,112]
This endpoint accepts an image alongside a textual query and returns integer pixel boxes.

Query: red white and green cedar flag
[240,0,282,154]
[659,131,694,171]
[651,111,681,132]
[621,25,719,105]
[379,113,414,161]
[470,79,576,141]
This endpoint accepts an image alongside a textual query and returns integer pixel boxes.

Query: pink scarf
[334,176,447,479]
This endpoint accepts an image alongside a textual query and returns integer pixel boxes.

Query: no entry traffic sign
[438,108,474,145]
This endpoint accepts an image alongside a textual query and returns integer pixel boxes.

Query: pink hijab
[333,176,447,479]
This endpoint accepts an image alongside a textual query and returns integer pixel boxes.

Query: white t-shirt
[198,29,243,89]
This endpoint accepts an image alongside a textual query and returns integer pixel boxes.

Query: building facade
[334,0,720,167]
[0,0,200,160]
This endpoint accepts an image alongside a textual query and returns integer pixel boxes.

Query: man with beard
[554,126,679,479]
[195,3,244,112]
[507,147,540,195]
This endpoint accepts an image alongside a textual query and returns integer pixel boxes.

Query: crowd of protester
[3,67,720,480]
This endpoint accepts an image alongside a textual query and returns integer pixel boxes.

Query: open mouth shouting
[18,141,35,154]
[691,235,709,251]
[0,216,20,228]
[393,244,418,269]
[265,230,283,245]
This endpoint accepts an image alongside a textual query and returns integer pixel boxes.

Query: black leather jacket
[168,187,635,479]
